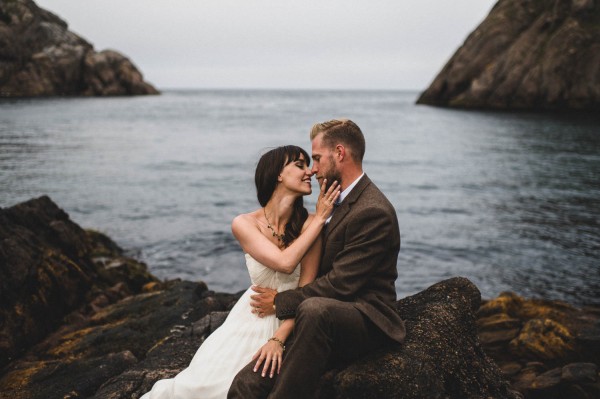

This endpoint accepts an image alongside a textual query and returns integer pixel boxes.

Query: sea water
[1,90,598,304]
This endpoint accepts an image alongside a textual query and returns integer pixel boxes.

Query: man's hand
[250,286,277,318]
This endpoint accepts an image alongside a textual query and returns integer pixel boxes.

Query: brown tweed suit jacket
[274,174,405,343]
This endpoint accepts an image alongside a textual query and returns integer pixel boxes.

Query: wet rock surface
[417,0,600,111]
[1,196,598,398]
[0,0,158,97]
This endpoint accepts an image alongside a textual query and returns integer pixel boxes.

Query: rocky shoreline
[1,196,598,398]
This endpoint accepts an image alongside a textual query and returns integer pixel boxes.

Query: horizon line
[155,87,424,93]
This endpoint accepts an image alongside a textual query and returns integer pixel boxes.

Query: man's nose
[311,164,318,174]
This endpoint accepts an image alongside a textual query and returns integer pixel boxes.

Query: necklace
[263,208,285,242]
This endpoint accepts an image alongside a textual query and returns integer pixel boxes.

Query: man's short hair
[310,119,365,163]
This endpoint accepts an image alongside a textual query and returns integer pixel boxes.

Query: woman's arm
[232,180,338,274]
[250,215,322,377]
[252,318,295,378]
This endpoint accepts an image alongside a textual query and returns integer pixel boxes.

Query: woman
[141,145,340,399]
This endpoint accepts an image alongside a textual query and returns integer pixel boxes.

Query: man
[228,119,405,398]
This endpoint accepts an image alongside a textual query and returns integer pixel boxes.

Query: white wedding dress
[141,254,300,399]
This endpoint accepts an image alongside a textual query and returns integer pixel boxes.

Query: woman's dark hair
[255,145,310,247]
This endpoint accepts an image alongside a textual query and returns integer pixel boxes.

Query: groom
[228,119,405,398]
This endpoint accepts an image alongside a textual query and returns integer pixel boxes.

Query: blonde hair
[310,119,365,162]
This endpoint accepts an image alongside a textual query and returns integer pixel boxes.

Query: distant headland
[0,0,158,97]
[417,0,600,111]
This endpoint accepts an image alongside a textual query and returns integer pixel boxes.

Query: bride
[141,145,340,399]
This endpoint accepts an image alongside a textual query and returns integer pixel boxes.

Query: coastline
[0,196,598,398]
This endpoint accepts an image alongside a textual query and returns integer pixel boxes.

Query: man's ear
[336,144,346,161]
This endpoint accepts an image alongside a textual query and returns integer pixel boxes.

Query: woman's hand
[315,179,341,222]
[252,339,284,378]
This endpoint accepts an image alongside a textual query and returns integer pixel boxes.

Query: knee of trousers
[296,297,332,325]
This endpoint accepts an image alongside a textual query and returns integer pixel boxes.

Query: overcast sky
[36,0,496,90]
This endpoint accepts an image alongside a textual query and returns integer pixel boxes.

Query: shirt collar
[338,173,364,204]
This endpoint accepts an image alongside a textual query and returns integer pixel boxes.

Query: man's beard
[323,167,342,191]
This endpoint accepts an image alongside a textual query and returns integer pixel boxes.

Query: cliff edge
[417,0,600,111]
[0,0,159,97]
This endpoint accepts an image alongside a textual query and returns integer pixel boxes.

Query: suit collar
[325,174,371,238]
[338,172,365,203]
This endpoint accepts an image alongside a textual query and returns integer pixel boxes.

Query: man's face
[311,133,341,190]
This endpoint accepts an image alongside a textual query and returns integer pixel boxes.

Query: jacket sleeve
[275,205,396,319]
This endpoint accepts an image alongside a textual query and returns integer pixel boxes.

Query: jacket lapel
[324,175,371,239]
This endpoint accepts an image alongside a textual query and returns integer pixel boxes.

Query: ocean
[1,90,598,304]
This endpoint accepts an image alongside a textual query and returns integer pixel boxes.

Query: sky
[35,0,497,91]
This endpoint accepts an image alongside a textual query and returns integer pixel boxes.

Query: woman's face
[278,153,312,196]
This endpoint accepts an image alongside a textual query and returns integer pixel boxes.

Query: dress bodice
[245,253,300,292]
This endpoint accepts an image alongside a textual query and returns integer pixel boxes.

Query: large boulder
[417,0,600,111]
[315,277,522,398]
[0,0,158,96]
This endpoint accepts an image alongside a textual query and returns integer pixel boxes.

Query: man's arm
[275,205,398,319]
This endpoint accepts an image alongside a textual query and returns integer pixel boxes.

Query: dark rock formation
[0,0,159,97]
[0,281,238,399]
[417,0,600,111]
[0,196,158,369]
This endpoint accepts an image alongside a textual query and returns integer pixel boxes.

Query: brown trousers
[227,297,389,399]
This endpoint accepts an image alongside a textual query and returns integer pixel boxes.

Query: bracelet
[268,337,285,351]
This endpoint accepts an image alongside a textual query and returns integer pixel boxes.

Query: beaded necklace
[263,208,285,243]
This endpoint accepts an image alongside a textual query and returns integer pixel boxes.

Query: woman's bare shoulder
[231,210,261,230]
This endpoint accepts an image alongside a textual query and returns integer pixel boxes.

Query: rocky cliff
[417,0,600,111]
[0,196,598,398]
[0,0,158,97]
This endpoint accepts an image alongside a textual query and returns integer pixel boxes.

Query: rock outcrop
[417,0,600,111]
[0,0,159,97]
[0,196,598,398]
[0,196,158,369]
